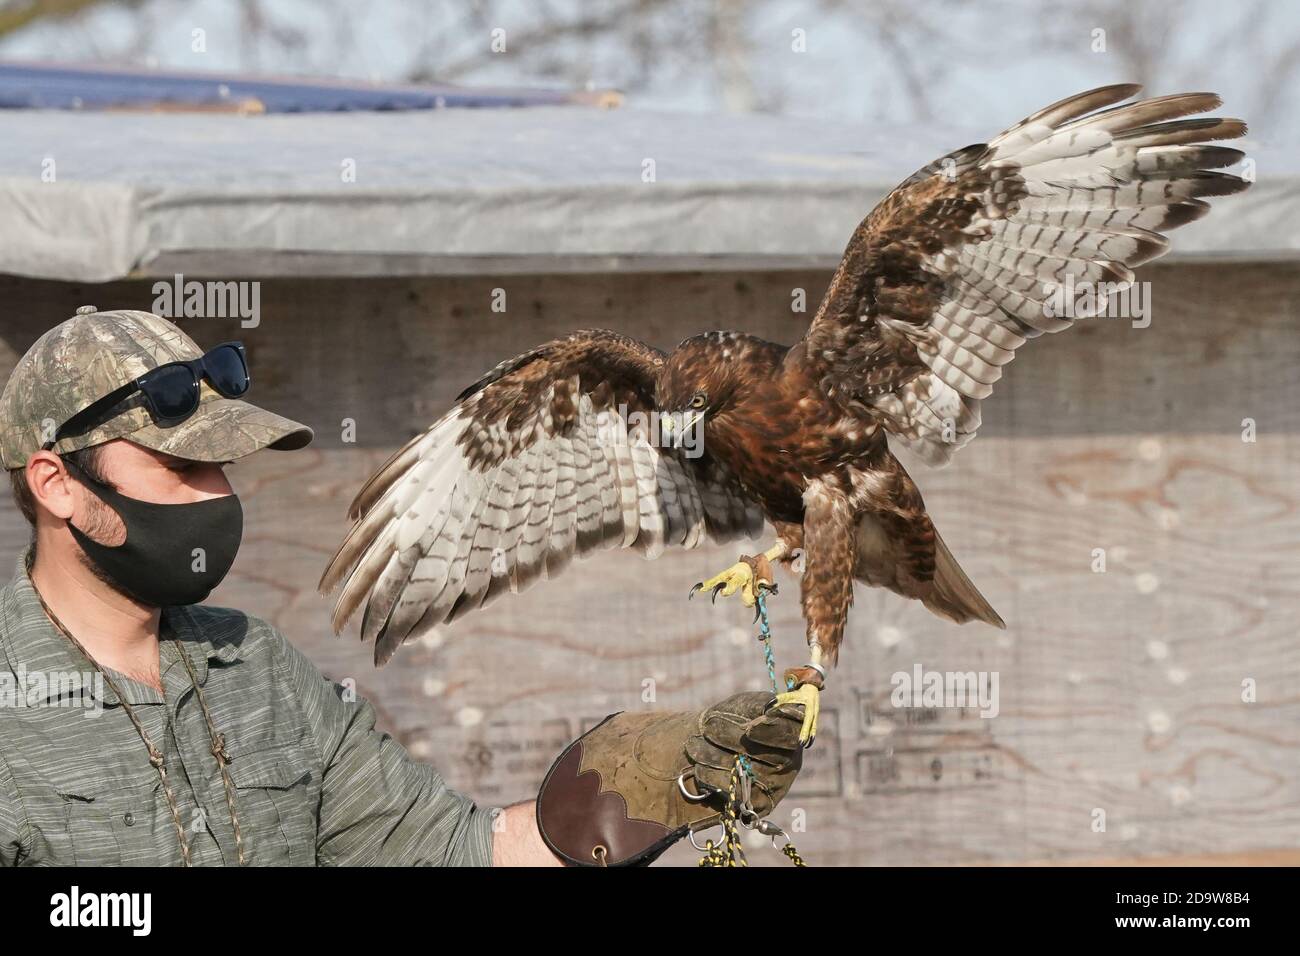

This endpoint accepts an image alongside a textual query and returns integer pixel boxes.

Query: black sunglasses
[44,342,251,450]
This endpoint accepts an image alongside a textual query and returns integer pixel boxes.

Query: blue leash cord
[756,590,779,695]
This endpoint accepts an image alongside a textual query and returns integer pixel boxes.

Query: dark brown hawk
[320,85,1249,744]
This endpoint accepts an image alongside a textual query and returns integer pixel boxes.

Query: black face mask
[63,457,243,607]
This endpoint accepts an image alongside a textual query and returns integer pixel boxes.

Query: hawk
[320,85,1249,745]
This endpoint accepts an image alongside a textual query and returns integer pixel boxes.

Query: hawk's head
[655,331,765,444]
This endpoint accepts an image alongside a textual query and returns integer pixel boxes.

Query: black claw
[765,695,779,710]
[711,583,725,604]
[804,736,816,750]
[752,604,761,623]
[688,582,703,600]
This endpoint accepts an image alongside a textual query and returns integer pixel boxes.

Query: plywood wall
[2,262,1297,866]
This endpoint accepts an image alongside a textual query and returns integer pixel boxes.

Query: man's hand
[533,692,805,866]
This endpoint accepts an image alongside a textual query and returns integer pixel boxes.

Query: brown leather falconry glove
[536,691,805,866]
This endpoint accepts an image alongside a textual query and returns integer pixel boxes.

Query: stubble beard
[71,495,143,605]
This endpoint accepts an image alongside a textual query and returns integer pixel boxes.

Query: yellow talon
[773,682,820,747]
[691,561,762,607]
[689,550,778,609]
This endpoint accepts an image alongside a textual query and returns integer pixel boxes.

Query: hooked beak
[660,411,703,448]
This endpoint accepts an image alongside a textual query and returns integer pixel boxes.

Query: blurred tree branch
[0,0,1293,140]
[0,0,111,38]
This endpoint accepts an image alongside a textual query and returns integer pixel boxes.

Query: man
[0,307,803,866]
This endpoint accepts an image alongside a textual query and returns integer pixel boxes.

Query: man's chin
[75,548,153,609]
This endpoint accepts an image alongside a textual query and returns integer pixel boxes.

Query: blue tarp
[0,61,608,112]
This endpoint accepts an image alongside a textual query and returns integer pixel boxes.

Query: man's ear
[25,451,79,521]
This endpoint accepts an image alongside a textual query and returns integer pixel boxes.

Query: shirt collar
[0,547,240,706]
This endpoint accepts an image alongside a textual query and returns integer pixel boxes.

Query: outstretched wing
[801,84,1249,465]
[319,329,763,665]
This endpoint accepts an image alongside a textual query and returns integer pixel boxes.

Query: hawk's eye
[690,392,707,410]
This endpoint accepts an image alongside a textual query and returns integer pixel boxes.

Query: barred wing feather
[802,84,1249,465]
[318,330,763,665]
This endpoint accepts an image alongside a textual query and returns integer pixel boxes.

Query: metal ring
[688,825,720,851]
[677,772,714,802]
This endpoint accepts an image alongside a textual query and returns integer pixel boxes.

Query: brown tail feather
[923,527,1005,628]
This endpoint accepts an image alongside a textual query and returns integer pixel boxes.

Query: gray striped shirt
[0,550,496,866]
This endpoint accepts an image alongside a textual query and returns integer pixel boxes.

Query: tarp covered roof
[0,105,1291,281]
[0,62,615,113]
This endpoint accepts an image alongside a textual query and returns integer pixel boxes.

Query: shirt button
[123,812,135,826]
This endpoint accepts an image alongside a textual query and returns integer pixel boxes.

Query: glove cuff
[536,713,689,867]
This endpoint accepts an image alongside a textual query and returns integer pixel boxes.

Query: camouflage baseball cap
[0,307,313,469]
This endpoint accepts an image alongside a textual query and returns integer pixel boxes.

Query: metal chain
[696,754,807,867]
[697,755,749,867]
[30,579,245,866]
